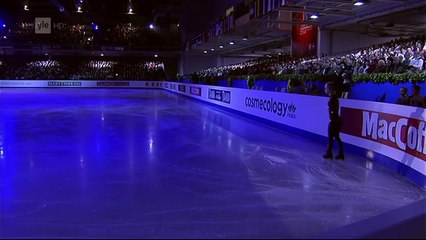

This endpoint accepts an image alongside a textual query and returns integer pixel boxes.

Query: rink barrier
[0,80,163,88]
[163,81,426,189]
[1,80,424,188]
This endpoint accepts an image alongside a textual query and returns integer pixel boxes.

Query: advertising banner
[164,82,329,136]
[291,12,318,58]
[340,100,426,176]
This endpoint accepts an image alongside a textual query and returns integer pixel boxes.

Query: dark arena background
[0,0,425,239]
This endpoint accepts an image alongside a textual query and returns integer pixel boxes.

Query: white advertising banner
[165,82,329,135]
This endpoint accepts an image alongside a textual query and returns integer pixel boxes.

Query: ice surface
[0,88,424,238]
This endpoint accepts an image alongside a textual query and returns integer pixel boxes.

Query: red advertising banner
[341,107,426,161]
[291,12,317,58]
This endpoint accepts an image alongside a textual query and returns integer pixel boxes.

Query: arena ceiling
[0,0,182,25]
[0,0,425,57]
[0,0,183,56]
[186,0,426,57]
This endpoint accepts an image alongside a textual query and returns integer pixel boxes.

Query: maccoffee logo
[48,81,81,86]
[341,108,426,161]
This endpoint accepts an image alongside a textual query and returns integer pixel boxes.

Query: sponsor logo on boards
[48,81,82,86]
[244,96,296,119]
[190,86,202,96]
[178,84,186,93]
[341,108,426,161]
[208,89,231,104]
[96,82,130,87]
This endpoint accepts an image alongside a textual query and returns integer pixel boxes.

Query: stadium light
[128,0,133,15]
[354,1,364,6]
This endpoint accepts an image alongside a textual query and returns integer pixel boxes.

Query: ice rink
[0,88,425,238]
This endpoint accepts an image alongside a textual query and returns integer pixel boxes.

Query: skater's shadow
[399,106,425,175]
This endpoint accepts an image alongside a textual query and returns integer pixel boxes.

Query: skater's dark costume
[323,82,344,160]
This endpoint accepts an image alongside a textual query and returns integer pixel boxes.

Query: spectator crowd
[194,35,425,78]
[0,59,166,81]
[189,35,425,107]
[1,20,180,49]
